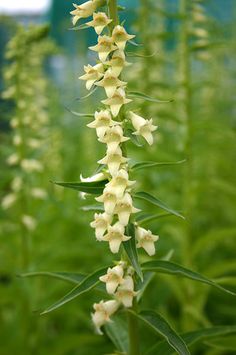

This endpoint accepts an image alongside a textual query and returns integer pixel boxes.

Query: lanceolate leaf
[20,271,85,284]
[134,192,185,220]
[131,310,190,355]
[105,315,128,353]
[124,223,143,281]
[51,180,108,194]
[135,212,173,225]
[68,23,89,31]
[65,108,94,118]
[40,267,108,315]
[125,128,143,147]
[136,272,155,302]
[141,260,236,296]
[130,159,186,172]
[128,91,173,103]
[146,326,236,355]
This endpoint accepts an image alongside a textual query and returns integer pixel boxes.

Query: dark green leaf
[136,272,155,302]
[130,159,186,172]
[125,128,143,147]
[124,223,143,281]
[128,91,173,103]
[141,260,236,296]
[132,310,190,355]
[51,180,108,194]
[105,315,128,353]
[134,192,185,220]
[40,267,108,315]
[135,212,173,225]
[146,326,236,355]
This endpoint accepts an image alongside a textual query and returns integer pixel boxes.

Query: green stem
[128,301,140,355]
[108,0,118,29]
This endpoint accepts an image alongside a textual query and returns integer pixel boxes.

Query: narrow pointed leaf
[128,91,173,103]
[136,272,155,302]
[68,23,89,31]
[20,271,85,284]
[124,223,143,281]
[134,192,185,220]
[104,315,128,353]
[125,128,143,147]
[146,326,236,355]
[141,260,236,296]
[130,159,186,172]
[76,87,98,101]
[65,107,94,118]
[126,50,158,58]
[135,212,173,225]
[40,267,108,315]
[131,310,190,355]
[51,180,108,194]
[128,40,143,46]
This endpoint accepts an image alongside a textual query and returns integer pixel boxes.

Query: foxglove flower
[89,35,117,62]
[102,88,132,117]
[112,25,135,50]
[106,49,131,76]
[92,300,120,334]
[90,212,112,240]
[129,111,157,145]
[87,109,116,138]
[136,226,159,256]
[98,125,129,153]
[99,264,124,294]
[95,186,118,215]
[115,275,137,307]
[97,147,128,176]
[70,1,98,25]
[86,12,112,34]
[79,63,104,90]
[102,222,130,253]
[114,192,140,225]
[95,68,127,98]
[105,169,135,198]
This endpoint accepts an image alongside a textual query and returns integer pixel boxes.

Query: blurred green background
[0,0,236,354]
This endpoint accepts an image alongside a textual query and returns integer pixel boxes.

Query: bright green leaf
[134,192,185,220]
[51,180,108,194]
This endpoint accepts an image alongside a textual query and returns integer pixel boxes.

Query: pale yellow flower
[92,300,119,334]
[99,264,124,294]
[89,35,117,62]
[79,63,104,90]
[105,49,131,76]
[102,88,132,117]
[86,12,112,34]
[97,147,128,176]
[129,111,157,145]
[102,222,130,253]
[87,109,116,138]
[114,192,140,225]
[95,68,127,98]
[105,169,135,198]
[112,25,135,50]
[136,226,159,256]
[70,1,97,26]
[90,212,112,240]
[115,275,137,307]
[98,125,129,153]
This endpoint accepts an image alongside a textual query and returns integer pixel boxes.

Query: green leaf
[126,50,158,58]
[125,128,143,147]
[127,91,173,103]
[134,192,185,220]
[51,180,108,194]
[81,204,104,211]
[135,212,173,225]
[130,159,186,172]
[40,267,108,315]
[76,87,98,101]
[128,40,143,47]
[68,23,89,31]
[124,223,143,281]
[132,310,190,355]
[65,107,94,118]
[20,271,85,284]
[146,326,236,355]
[204,334,236,351]
[136,272,155,302]
[141,260,236,296]
[104,315,128,353]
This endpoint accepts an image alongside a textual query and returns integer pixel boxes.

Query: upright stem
[107,1,140,353]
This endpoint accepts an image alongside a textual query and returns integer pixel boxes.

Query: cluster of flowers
[1,26,54,231]
[71,0,158,334]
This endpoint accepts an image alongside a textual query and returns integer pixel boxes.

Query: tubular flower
[86,12,112,34]
[80,171,107,182]
[92,300,120,334]
[129,111,158,145]
[90,212,112,240]
[106,49,131,76]
[105,169,135,198]
[99,264,124,294]
[102,222,131,253]
[89,35,117,62]
[95,186,118,215]
[114,192,140,225]
[98,125,129,153]
[70,1,98,25]
[136,226,159,256]
[87,109,117,138]
[95,68,127,98]
[102,88,132,117]
[97,147,128,176]
[115,275,137,308]
[112,25,135,50]
[79,63,104,90]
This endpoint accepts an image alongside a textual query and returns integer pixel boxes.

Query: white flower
[79,63,104,90]
[92,300,119,334]
[1,193,17,210]
[112,25,135,50]
[105,49,131,76]
[70,1,97,26]
[136,226,159,256]
[97,147,128,176]
[102,88,132,117]
[22,215,37,231]
[105,169,135,198]
[99,264,124,294]
[102,222,130,253]
[95,187,118,215]
[95,68,127,98]
[86,12,112,34]
[21,159,43,172]
[80,171,107,182]
[87,110,116,139]
[114,192,140,225]
[98,125,129,153]
[89,35,117,62]
[90,212,112,240]
[115,275,136,307]
[31,188,47,199]
[129,111,157,145]
[7,153,19,166]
